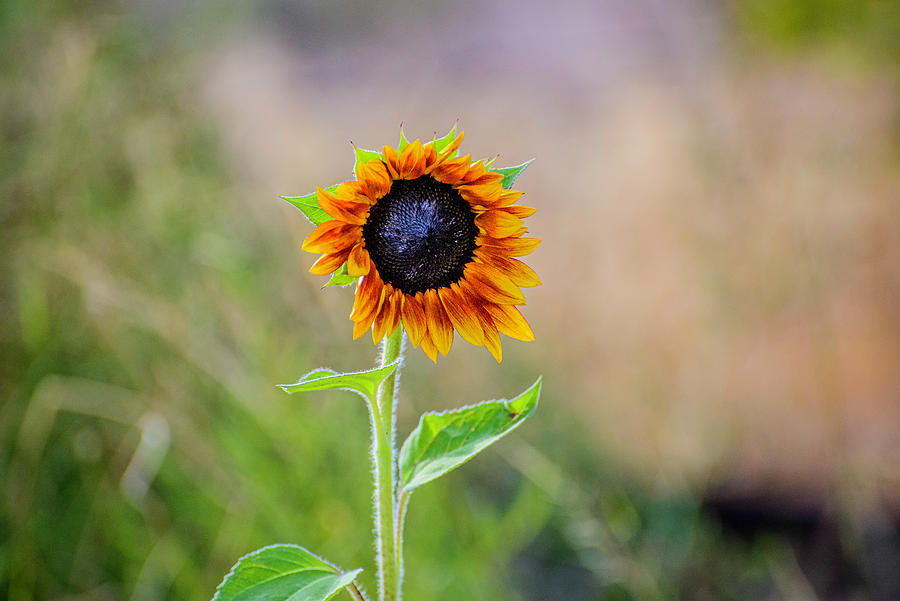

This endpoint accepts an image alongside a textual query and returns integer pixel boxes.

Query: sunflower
[297,127,540,362]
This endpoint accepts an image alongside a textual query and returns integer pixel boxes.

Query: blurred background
[2,0,899,599]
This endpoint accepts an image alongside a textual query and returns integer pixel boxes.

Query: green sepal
[490,159,534,190]
[282,185,336,226]
[432,123,459,156]
[353,144,383,175]
[212,544,362,601]
[279,361,400,402]
[398,125,410,152]
[324,263,356,288]
[399,377,541,493]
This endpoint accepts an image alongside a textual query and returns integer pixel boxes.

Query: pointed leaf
[324,263,356,287]
[432,124,458,155]
[212,544,362,601]
[399,377,541,493]
[279,361,400,401]
[353,145,383,174]
[490,159,534,190]
[283,185,337,226]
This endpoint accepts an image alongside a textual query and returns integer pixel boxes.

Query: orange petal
[439,285,485,346]
[461,161,487,183]
[399,139,426,179]
[478,235,542,257]
[423,142,437,169]
[495,190,524,208]
[335,181,372,205]
[373,287,401,344]
[400,293,427,347]
[481,320,503,362]
[463,171,503,187]
[301,221,360,254]
[475,250,541,287]
[430,154,471,184]
[317,187,366,224]
[347,242,371,277]
[436,131,464,163]
[500,205,537,219]
[459,182,503,205]
[475,210,525,238]
[423,288,453,355]
[353,308,377,340]
[481,302,534,341]
[350,270,384,322]
[382,145,401,179]
[357,159,392,200]
[464,262,526,304]
[309,247,351,275]
[419,330,439,363]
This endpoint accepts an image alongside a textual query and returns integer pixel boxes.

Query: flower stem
[372,327,403,601]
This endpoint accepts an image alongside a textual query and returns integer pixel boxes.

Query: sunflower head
[289,125,540,362]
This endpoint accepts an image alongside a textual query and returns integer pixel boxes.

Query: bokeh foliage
[1,1,897,600]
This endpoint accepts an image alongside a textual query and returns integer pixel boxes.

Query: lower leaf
[212,544,362,601]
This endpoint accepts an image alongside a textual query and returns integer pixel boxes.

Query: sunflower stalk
[371,327,404,601]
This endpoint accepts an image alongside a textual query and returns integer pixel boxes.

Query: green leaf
[212,544,361,601]
[279,361,400,402]
[282,185,336,226]
[398,125,410,152]
[324,263,356,288]
[432,123,458,155]
[490,159,534,190]
[353,144,383,174]
[399,377,541,493]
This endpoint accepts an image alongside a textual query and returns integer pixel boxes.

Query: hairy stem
[372,327,403,601]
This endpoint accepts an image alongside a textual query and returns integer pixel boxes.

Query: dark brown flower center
[362,176,478,295]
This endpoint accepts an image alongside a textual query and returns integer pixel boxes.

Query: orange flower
[301,129,540,362]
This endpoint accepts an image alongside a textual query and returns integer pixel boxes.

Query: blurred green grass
[1,1,898,600]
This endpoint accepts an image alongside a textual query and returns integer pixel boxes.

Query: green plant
[211,125,542,601]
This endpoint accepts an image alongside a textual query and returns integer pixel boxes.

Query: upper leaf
[489,159,534,190]
[279,361,400,402]
[282,185,337,226]
[212,544,361,601]
[399,377,541,493]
